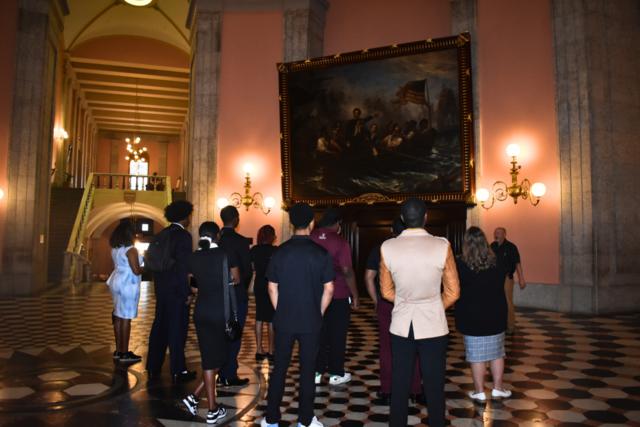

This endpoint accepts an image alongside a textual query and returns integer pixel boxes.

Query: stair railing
[64,173,96,283]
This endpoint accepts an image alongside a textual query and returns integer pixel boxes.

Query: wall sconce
[53,127,69,141]
[476,143,546,209]
[217,163,275,215]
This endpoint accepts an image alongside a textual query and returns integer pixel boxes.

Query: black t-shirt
[365,244,382,296]
[454,259,507,336]
[188,247,239,324]
[266,236,334,334]
[219,228,252,302]
[490,239,520,279]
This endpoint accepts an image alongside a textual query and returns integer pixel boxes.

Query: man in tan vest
[380,198,460,427]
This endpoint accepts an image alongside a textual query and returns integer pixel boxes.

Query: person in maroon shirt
[311,208,359,386]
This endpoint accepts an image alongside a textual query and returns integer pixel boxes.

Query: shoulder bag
[222,254,241,341]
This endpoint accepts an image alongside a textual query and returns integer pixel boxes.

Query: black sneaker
[255,352,267,361]
[217,376,249,387]
[206,405,227,424]
[118,351,142,363]
[182,393,199,416]
[266,353,275,362]
[113,351,120,360]
[172,370,197,384]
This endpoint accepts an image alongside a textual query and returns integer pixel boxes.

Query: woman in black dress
[181,222,240,424]
[250,225,277,361]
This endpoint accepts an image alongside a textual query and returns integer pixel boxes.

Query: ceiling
[64,0,191,136]
[71,57,189,135]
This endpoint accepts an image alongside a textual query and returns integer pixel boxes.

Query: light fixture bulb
[264,196,276,209]
[506,143,521,158]
[125,156,130,160]
[217,198,230,209]
[0,188,4,200]
[124,0,154,7]
[135,136,141,144]
[242,163,254,175]
[125,137,131,143]
[531,182,546,198]
[476,188,490,203]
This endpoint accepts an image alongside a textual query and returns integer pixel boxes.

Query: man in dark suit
[217,205,252,386]
[146,200,197,383]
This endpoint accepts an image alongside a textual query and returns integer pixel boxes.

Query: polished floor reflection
[0,282,638,426]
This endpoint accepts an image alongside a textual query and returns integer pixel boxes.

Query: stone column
[280,0,328,240]
[1,0,65,295]
[451,0,481,227]
[552,0,640,313]
[186,0,222,244]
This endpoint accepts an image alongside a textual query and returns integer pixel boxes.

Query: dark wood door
[313,203,468,296]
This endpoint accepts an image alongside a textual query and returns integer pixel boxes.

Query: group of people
[105,197,526,426]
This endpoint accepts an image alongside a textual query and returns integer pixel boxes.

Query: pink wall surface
[476,0,560,284]
[72,35,189,68]
[0,0,18,269]
[324,0,452,54]
[216,12,283,241]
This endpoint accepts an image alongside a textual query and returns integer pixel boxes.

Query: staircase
[48,188,84,284]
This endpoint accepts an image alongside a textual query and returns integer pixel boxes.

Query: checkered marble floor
[0,282,638,426]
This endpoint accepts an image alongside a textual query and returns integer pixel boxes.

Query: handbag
[222,255,241,342]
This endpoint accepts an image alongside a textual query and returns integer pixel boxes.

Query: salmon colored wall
[0,0,18,269]
[476,0,560,284]
[72,35,189,68]
[216,12,283,241]
[324,0,452,54]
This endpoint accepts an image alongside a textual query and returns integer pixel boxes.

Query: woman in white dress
[107,221,144,363]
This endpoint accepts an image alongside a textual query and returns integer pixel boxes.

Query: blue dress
[107,246,142,319]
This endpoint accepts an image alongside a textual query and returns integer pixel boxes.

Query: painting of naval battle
[278,33,475,206]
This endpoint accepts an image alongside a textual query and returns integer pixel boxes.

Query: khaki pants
[504,276,516,331]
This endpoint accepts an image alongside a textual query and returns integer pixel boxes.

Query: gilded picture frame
[278,33,475,207]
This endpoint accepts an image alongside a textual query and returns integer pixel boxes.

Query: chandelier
[217,163,276,215]
[124,136,147,162]
[476,143,546,209]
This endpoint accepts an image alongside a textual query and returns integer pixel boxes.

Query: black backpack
[145,228,175,273]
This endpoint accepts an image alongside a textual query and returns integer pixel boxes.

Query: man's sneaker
[491,388,512,398]
[260,418,278,427]
[468,391,487,402]
[298,416,324,427]
[314,372,322,385]
[206,405,227,424]
[329,372,352,386]
[181,394,199,416]
[118,351,142,363]
[112,351,120,359]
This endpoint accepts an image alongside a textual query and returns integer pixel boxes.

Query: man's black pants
[390,326,448,427]
[266,331,320,426]
[146,293,190,375]
[315,298,350,376]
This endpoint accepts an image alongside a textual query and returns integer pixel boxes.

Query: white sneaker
[314,372,322,385]
[468,390,487,402]
[491,388,512,398]
[260,418,278,427]
[298,416,324,427]
[329,372,352,385]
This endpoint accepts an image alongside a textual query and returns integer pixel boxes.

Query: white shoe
[298,416,323,427]
[314,372,322,385]
[491,388,512,398]
[468,390,487,402]
[260,418,278,427]
[329,372,352,385]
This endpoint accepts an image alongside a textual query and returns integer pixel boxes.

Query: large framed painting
[278,33,475,207]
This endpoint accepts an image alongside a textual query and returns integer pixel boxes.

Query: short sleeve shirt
[310,228,353,299]
[490,239,521,278]
[266,236,334,334]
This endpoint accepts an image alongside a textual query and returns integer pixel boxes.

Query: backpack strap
[222,254,238,323]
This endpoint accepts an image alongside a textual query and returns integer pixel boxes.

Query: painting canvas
[278,34,475,206]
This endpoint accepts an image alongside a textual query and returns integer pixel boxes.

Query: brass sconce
[217,163,275,215]
[476,144,546,209]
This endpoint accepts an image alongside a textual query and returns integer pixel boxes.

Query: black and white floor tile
[0,282,638,426]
